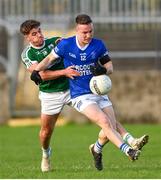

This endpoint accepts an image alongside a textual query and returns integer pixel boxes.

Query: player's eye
[83,32,88,35]
[32,32,37,36]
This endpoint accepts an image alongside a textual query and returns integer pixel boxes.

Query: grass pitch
[0,123,161,179]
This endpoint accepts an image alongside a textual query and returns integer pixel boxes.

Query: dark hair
[20,20,40,35]
[75,14,92,25]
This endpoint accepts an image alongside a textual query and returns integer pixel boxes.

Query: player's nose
[37,32,43,38]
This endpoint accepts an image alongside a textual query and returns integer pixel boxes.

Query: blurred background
[0,0,161,125]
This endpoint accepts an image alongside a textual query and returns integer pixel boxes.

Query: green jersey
[21,37,69,93]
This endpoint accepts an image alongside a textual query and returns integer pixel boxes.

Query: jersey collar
[75,36,89,51]
[30,41,45,49]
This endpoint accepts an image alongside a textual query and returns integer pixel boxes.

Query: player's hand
[90,63,107,76]
[30,70,42,85]
[64,66,80,79]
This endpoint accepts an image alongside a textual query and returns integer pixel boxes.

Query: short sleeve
[100,40,109,57]
[54,39,67,58]
[21,47,37,68]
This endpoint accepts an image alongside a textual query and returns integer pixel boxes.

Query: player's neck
[76,36,89,50]
[78,41,87,48]
[30,41,45,49]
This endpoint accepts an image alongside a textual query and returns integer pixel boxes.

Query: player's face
[26,27,44,47]
[76,23,94,47]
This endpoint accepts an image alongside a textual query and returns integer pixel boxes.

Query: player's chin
[38,39,44,46]
[84,40,91,44]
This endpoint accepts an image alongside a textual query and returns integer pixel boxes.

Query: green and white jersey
[21,37,69,93]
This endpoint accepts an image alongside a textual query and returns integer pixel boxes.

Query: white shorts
[71,93,112,112]
[39,90,71,115]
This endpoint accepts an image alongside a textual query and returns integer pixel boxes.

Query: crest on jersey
[54,46,59,53]
[35,51,41,55]
[48,44,54,49]
[91,51,96,59]
[42,50,48,56]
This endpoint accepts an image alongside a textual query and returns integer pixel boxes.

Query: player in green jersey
[20,19,80,172]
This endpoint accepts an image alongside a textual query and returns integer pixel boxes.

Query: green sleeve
[21,46,37,68]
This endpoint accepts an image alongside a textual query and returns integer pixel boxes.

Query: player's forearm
[39,69,67,80]
[35,52,55,71]
[27,63,38,73]
[104,61,113,75]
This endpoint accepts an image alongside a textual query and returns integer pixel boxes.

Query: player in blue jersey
[32,14,149,170]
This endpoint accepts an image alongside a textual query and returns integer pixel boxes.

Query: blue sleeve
[54,39,67,58]
[99,40,109,57]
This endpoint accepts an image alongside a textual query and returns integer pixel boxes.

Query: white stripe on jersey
[52,49,60,58]
[21,46,38,68]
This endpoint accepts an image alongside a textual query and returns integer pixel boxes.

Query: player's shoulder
[66,36,75,40]
[21,45,32,59]
[57,36,75,47]
[45,36,62,46]
[62,36,75,43]
[21,44,37,62]
[91,38,106,48]
[92,37,104,44]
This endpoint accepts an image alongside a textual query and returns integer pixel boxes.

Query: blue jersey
[54,36,109,98]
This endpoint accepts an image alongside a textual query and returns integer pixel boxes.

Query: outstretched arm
[39,66,80,80]
[29,64,80,85]
[34,51,57,71]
